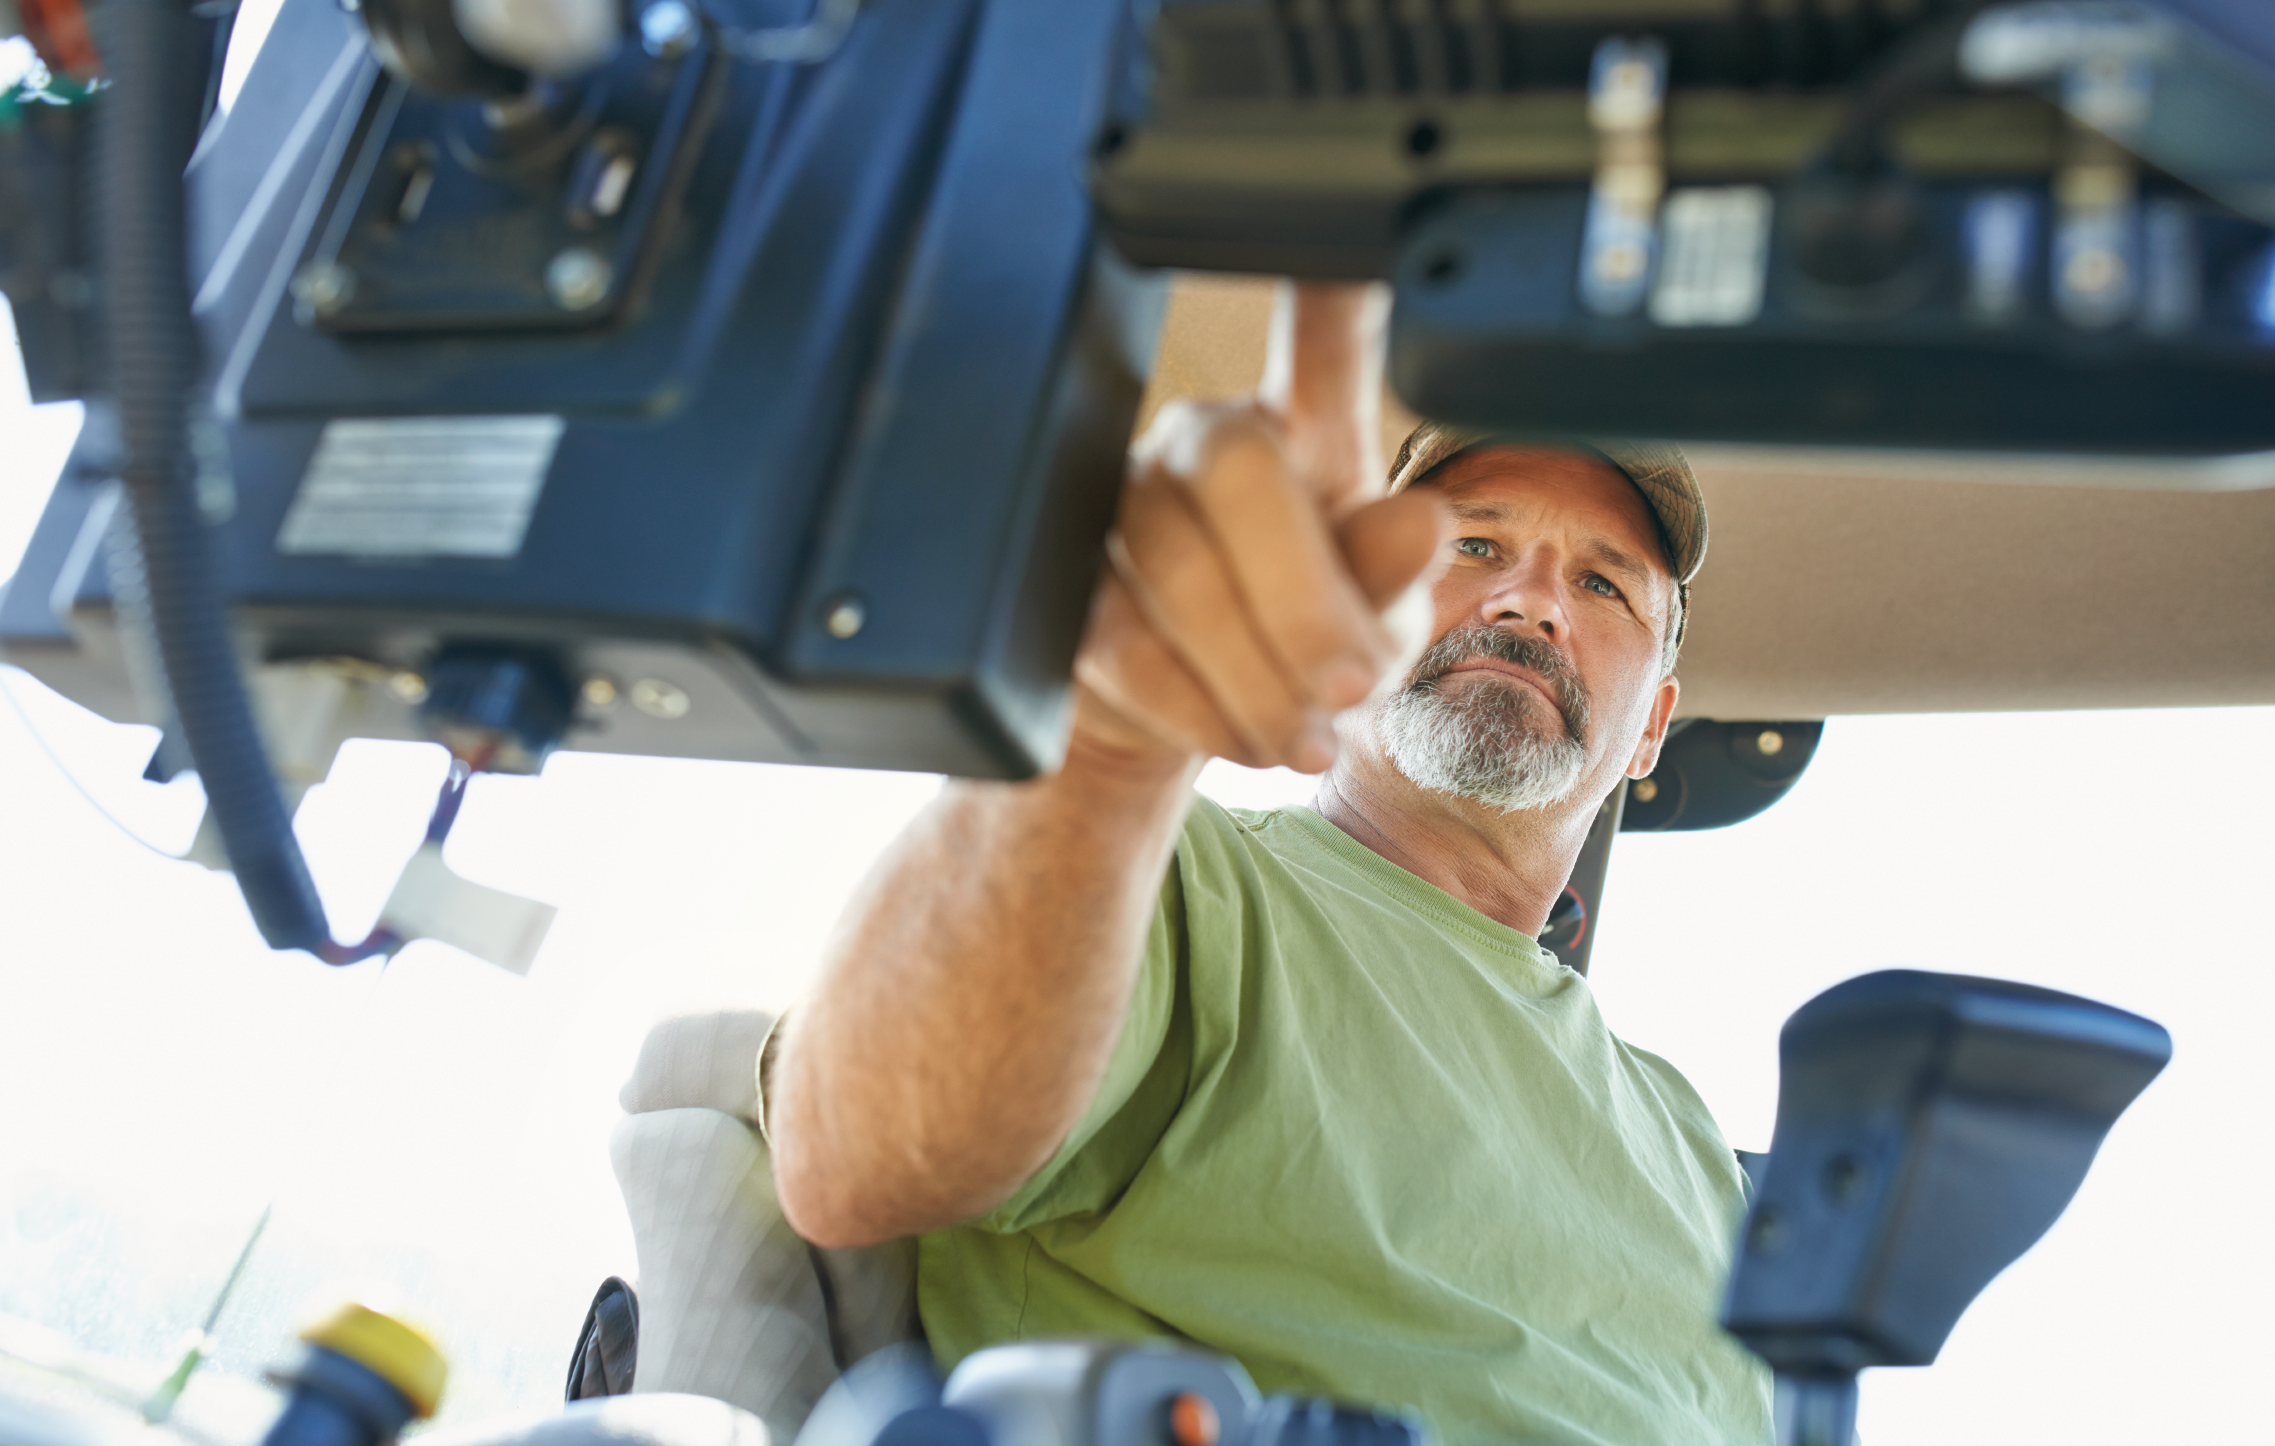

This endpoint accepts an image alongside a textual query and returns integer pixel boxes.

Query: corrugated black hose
[96,0,335,955]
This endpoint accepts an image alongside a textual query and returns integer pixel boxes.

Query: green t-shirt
[918,798,1772,1446]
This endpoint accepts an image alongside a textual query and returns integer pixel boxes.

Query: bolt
[395,161,435,225]
[589,154,637,219]
[387,671,429,705]
[580,675,619,709]
[1746,1204,1787,1257]
[2064,247,2125,297]
[1631,777,1659,803]
[1756,728,1785,756]
[1420,247,1465,286]
[291,261,356,316]
[546,247,613,311]
[629,678,691,719]
[640,0,696,56]
[824,595,866,639]
[1593,240,1646,283]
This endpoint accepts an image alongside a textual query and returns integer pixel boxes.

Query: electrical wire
[1816,7,1985,176]
[0,663,442,964]
[0,663,189,861]
[99,0,331,953]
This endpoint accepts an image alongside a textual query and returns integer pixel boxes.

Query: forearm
[772,287,1429,1248]
[770,731,1201,1248]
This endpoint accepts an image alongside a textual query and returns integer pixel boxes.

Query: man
[767,287,1773,1445]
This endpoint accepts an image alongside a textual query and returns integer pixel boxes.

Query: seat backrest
[612,1009,924,1440]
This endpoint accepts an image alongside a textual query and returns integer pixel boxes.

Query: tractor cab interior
[0,3,2269,1446]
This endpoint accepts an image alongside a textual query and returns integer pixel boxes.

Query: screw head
[823,595,866,639]
[387,671,429,705]
[1746,1204,1787,1257]
[1631,777,1659,803]
[292,261,356,316]
[546,247,613,311]
[1823,1153,1867,1205]
[640,0,696,56]
[1592,240,1647,283]
[580,675,619,709]
[1420,247,1464,286]
[629,678,691,719]
[2064,247,2126,298]
[1756,728,1785,756]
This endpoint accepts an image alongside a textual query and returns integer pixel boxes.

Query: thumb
[1335,487,1448,612]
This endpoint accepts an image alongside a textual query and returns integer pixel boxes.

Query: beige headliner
[1138,275,2275,719]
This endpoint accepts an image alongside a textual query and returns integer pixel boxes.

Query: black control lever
[1721,970,2171,1446]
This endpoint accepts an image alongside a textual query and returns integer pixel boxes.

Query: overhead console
[5,0,2272,952]
[1097,0,2275,454]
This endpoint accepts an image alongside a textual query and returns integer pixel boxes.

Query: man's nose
[1475,548,1567,642]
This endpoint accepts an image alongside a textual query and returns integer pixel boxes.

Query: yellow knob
[300,1303,447,1419]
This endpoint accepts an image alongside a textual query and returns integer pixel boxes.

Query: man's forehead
[1423,446,1675,579]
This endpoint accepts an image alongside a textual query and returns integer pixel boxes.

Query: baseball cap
[1385,423,1708,587]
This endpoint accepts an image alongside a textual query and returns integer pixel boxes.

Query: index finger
[1257,282,1391,513]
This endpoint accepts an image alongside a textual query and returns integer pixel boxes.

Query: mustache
[1406,627,1591,742]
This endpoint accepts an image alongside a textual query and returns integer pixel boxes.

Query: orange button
[1168,1392,1220,1446]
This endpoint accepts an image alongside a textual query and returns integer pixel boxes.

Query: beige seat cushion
[613,1011,924,1441]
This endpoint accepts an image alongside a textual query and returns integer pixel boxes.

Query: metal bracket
[1578,36,1667,318]
[2052,50,2147,329]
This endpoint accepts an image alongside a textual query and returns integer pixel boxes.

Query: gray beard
[1375,627,1591,814]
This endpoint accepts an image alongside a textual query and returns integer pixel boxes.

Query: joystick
[1722,971,2171,1446]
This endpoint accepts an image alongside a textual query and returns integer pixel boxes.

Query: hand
[1071,283,1449,775]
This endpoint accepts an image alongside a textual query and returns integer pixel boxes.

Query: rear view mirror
[1722,970,2171,1446]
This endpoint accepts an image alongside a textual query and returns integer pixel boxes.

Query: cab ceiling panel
[1145,274,2275,719]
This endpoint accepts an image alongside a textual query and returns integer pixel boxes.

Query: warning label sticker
[277,415,565,559]
[1649,186,1773,328]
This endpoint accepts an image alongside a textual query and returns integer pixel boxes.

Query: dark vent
[1329,10,1366,94]
[1174,24,1279,99]
[1159,0,1974,101]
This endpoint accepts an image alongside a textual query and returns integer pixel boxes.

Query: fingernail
[1318,657,1375,708]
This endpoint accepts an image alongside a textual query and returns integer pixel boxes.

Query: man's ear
[1625,675,1680,780]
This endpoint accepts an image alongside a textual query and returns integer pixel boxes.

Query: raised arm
[768,285,1446,1249]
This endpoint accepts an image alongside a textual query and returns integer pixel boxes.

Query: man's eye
[1456,538,1493,558]
[1582,574,1621,597]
